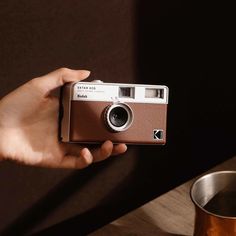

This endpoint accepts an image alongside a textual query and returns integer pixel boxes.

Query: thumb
[30,68,90,96]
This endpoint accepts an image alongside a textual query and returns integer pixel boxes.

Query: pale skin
[0,68,127,168]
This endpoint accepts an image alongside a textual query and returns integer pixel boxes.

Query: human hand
[0,68,127,168]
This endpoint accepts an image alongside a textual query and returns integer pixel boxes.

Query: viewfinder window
[145,88,164,99]
[119,87,135,98]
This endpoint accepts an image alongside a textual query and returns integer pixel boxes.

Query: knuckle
[74,155,92,169]
[58,67,70,74]
[25,77,46,96]
[83,155,93,166]
[28,155,44,166]
[27,77,39,87]
[101,146,112,158]
[102,149,109,157]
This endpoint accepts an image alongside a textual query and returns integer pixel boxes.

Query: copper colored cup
[190,171,236,236]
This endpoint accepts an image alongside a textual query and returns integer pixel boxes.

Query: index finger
[30,68,90,96]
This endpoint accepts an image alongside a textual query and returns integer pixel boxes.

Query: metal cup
[190,171,236,236]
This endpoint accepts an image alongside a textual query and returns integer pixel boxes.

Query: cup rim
[190,170,236,219]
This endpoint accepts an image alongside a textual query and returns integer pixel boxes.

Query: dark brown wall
[0,0,235,235]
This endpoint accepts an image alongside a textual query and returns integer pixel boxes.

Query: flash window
[145,88,164,99]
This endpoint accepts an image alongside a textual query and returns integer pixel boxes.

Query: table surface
[89,156,236,236]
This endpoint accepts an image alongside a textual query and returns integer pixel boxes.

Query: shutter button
[92,80,103,83]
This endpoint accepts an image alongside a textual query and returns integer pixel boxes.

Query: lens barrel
[105,103,133,132]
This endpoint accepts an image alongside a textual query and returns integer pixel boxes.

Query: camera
[59,80,169,144]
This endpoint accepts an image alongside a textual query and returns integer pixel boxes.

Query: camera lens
[105,103,133,132]
[109,106,128,127]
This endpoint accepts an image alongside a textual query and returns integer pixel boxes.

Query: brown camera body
[60,81,169,145]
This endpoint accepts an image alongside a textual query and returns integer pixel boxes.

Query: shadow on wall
[0,167,101,236]
[1,147,140,235]
[134,0,236,190]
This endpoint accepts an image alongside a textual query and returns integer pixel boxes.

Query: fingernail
[123,144,128,153]
[82,148,93,164]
